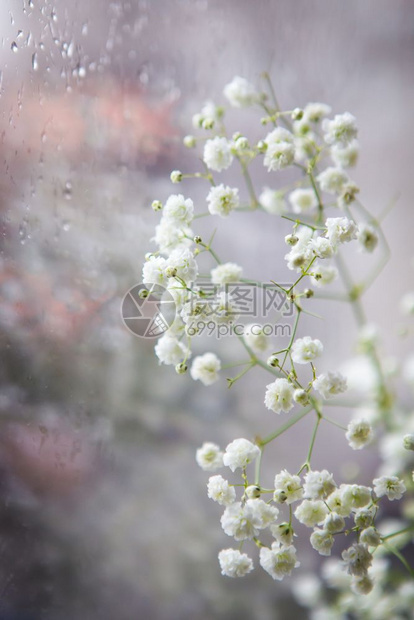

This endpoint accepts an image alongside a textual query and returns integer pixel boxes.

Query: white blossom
[288,188,318,214]
[310,236,335,259]
[210,262,243,285]
[331,140,359,168]
[323,112,358,146]
[291,336,324,364]
[207,184,239,217]
[310,529,334,556]
[314,371,347,399]
[354,507,376,529]
[317,167,349,194]
[294,499,328,527]
[142,256,168,286]
[223,76,258,108]
[211,291,240,325]
[259,187,286,214]
[264,378,295,414]
[259,543,300,580]
[218,548,254,578]
[153,219,193,255]
[263,128,295,172]
[163,194,194,225]
[223,438,260,472]
[273,469,304,504]
[203,136,233,172]
[311,262,338,287]
[360,527,381,547]
[154,335,187,366]
[325,217,358,247]
[271,522,295,545]
[167,248,198,284]
[196,442,224,471]
[346,419,374,450]
[350,574,374,595]
[220,500,269,540]
[243,324,268,352]
[303,102,332,123]
[303,469,336,499]
[325,488,353,517]
[357,224,379,253]
[323,512,345,534]
[207,475,236,506]
[373,475,406,501]
[342,484,373,509]
[342,543,373,576]
[190,352,221,386]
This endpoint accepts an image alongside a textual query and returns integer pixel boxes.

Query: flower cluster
[141,74,413,613]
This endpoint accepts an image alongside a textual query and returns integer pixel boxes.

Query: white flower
[243,324,268,352]
[153,219,193,256]
[403,434,414,451]
[342,484,372,509]
[190,352,221,386]
[310,529,334,556]
[154,335,187,366]
[203,136,233,172]
[342,543,373,576]
[291,574,323,608]
[323,112,358,146]
[284,226,313,271]
[223,438,260,472]
[220,501,261,540]
[259,187,286,214]
[314,371,347,399]
[211,291,239,325]
[288,188,318,213]
[360,527,381,547]
[291,336,323,364]
[303,470,336,499]
[207,475,236,506]
[163,194,194,225]
[310,236,335,259]
[311,262,338,287]
[263,127,295,172]
[206,184,239,217]
[350,574,374,595]
[346,419,374,450]
[325,487,353,517]
[223,76,258,108]
[325,216,358,247]
[302,102,332,123]
[271,522,295,545]
[264,378,295,414]
[323,512,345,534]
[200,100,223,124]
[210,262,243,285]
[196,442,224,471]
[273,469,304,504]
[317,167,349,194]
[247,498,279,528]
[357,224,379,253]
[294,499,328,527]
[373,475,406,501]
[218,548,254,578]
[331,140,359,168]
[259,543,300,580]
[167,248,198,284]
[142,256,168,286]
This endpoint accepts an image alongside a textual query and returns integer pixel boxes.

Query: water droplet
[11,42,18,53]
[78,66,86,79]
[63,181,72,200]
[31,52,38,71]
[62,220,71,232]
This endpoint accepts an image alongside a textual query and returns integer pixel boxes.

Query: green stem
[259,406,312,447]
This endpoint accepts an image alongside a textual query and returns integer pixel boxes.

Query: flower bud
[166,267,178,278]
[151,200,163,211]
[257,140,267,153]
[175,362,188,374]
[285,234,299,246]
[304,288,314,298]
[403,434,414,451]
[267,355,279,368]
[170,170,183,183]
[245,485,261,499]
[294,389,309,406]
[194,235,202,244]
[183,135,196,148]
[139,288,149,299]
[291,107,304,121]
[273,489,287,504]
[202,118,214,130]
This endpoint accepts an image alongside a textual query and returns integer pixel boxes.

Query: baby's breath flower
[259,543,300,581]
[163,194,194,225]
[218,548,254,578]
[220,502,259,540]
[207,475,236,506]
[323,512,345,534]
[325,216,358,247]
[154,335,187,366]
[190,352,221,386]
[314,371,347,399]
[354,507,375,529]
[264,378,295,414]
[153,219,193,256]
[342,543,373,576]
[303,469,336,500]
[243,324,268,352]
[373,475,406,501]
[203,136,233,172]
[170,170,183,183]
[196,442,224,471]
[183,134,196,148]
[273,469,304,504]
[259,187,286,214]
[206,184,239,217]
[263,127,295,172]
[223,76,258,108]
[293,388,309,406]
[317,167,349,194]
[331,139,359,168]
[271,522,295,545]
[303,102,332,123]
[346,419,374,450]
[223,438,260,472]
[323,112,358,146]
[403,434,414,451]
[291,336,323,365]
[151,199,163,211]
[310,236,335,259]
[288,188,318,214]
[357,224,379,253]
[342,484,372,509]
[310,529,335,556]
[360,527,381,547]
[350,574,374,595]
[294,499,329,527]
[167,248,198,285]
[325,487,353,517]
[210,262,243,285]
[311,262,338,287]
[245,485,261,499]
[142,255,168,286]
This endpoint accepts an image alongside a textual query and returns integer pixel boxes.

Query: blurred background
[0,1,413,618]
